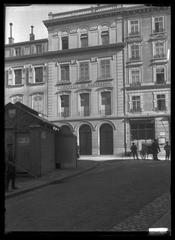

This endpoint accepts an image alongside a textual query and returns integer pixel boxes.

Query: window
[156,67,165,84]
[130,44,140,60]
[60,95,69,117]
[80,34,88,48]
[101,31,109,45]
[61,64,69,81]
[100,59,110,78]
[36,44,42,54]
[62,36,68,50]
[129,20,139,35]
[130,120,155,140]
[101,91,111,115]
[32,93,44,113]
[24,46,30,55]
[79,62,89,81]
[34,67,43,83]
[131,69,141,85]
[11,95,23,104]
[154,42,165,58]
[14,69,22,85]
[157,94,166,110]
[80,93,90,116]
[15,47,21,56]
[153,16,164,33]
[132,96,141,112]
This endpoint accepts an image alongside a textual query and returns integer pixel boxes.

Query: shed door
[16,133,30,172]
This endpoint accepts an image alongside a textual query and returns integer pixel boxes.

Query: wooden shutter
[28,65,34,83]
[8,68,14,86]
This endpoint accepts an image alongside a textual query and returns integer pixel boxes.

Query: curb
[5,163,99,199]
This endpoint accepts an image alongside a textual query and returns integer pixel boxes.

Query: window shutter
[165,93,168,109]
[8,68,14,86]
[152,17,155,33]
[153,67,156,83]
[128,95,132,111]
[22,67,26,84]
[128,20,131,35]
[140,95,143,111]
[43,64,47,82]
[29,65,34,83]
[153,93,157,109]
[5,70,9,87]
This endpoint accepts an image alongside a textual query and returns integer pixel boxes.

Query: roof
[5,102,60,132]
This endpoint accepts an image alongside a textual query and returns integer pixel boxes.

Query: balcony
[61,108,69,118]
[79,107,90,117]
[129,31,140,37]
[153,28,165,34]
[129,107,142,113]
[100,105,111,116]
[129,82,141,87]
[153,107,167,112]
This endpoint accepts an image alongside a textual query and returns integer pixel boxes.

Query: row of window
[5,16,167,57]
[10,91,168,118]
[5,43,47,58]
[6,65,46,86]
[127,40,167,62]
[6,60,168,87]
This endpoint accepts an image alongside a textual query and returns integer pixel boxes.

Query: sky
[5,4,98,44]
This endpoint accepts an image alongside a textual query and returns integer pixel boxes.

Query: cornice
[5,43,125,63]
[43,6,170,28]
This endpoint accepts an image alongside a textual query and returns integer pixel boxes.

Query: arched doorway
[60,125,72,135]
[100,123,113,155]
[79,124,92,155]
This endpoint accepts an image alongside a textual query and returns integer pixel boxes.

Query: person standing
[151,139,160,161]
[164,141,170,160]
[5,144,18,192]
[130,142,139,160]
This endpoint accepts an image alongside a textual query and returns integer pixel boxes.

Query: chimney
[29,26,35,41]
[8,23,14,44]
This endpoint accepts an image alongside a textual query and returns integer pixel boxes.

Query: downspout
[122,9,127,155]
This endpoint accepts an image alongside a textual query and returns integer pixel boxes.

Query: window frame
[31,92,44,114]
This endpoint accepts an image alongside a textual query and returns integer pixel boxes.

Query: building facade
[5,4,171,156]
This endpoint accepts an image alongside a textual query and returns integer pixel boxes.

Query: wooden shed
[5,102,77,177]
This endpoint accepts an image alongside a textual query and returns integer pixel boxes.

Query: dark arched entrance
[100,123,113,155]
[79,124,92,155]
[60,125,72,135]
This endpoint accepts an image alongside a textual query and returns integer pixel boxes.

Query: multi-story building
[5,4,171,157]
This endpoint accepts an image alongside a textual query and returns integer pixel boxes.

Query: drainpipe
[122,8,127,155]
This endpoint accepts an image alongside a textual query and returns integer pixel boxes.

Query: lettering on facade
[17,137,30,144]
[57,81,112,91]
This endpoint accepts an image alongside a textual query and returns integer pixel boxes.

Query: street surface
[5,160,170,232]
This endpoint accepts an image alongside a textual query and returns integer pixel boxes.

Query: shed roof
[5,102,60,132]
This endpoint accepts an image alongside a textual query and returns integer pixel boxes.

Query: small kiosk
[5,102,77,177]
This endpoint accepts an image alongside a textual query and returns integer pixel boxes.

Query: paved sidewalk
[5,160,99,199]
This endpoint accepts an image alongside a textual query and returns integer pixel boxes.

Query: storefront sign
[17,137,30,144]
[57,81,112,91]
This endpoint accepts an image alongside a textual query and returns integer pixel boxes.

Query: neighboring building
[5,4,171,156]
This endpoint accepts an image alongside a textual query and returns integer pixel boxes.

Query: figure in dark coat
[164,141,170,160]
[130,143,139,160]
[5,145,18,192]
[151,139,160,161]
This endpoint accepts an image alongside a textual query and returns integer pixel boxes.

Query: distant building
[5,4,171,156]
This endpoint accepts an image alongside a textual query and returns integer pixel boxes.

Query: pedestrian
[164,141,170,160]
[5,144,18,192]
[151,139,160,161]
[130,142,139,160]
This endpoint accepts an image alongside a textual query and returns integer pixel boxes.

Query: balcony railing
[153,54,166,59]
[129,107,142,113]
[129,56,141,62]
[79,107,90,116]
[100,105,111,115]
[61,108,69,117]
[153,28,165,34]
[130,82,141,87]
[129,31,140,36]
[153,107,167,112]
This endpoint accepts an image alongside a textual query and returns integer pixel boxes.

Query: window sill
[7,84,24,88]
[27,82,45,86]
[76,80,91,84]
[96,77,113,82]
[56,81,71,86]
